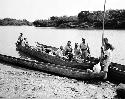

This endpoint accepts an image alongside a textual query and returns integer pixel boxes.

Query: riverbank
[2,9,125,30]
[33,9,125,30]
[0,63,117,99]
[0,18,32,26]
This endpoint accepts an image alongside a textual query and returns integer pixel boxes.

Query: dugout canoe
[0,53,125,82]
[16,43,99,70]
[108,62,125,83]
[0,53,105,80]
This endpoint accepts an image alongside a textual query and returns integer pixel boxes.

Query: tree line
[0,18,32,26]
[1,9,125,29]
[33,9,125,29]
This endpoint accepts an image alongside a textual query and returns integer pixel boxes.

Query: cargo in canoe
[16,42,99,70]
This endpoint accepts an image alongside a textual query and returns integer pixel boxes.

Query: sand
[0,63,116,99]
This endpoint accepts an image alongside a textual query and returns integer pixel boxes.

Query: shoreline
[0,63,116,99]
[1,25,125,30]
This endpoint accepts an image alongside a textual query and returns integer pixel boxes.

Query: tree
[78,11,89,23]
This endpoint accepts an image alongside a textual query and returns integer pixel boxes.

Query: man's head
[82,38,85,43]
[104,38,108,44]
[24,38,27,40]
[67,41,71,46]
[75,43,78,48]
[20,33,23,36]
[60,46,63,50]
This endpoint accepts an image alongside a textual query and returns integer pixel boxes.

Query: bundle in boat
[16,42,99,70]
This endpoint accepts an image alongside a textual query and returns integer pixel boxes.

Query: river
[0,26,125,98]
[0,26,125,64]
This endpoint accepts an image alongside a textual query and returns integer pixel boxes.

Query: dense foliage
[33,9,125,29]
[1,9,125,29]
[0,18,32,26]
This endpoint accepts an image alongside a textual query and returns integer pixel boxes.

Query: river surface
[0,26,125,64]
[0,26,125,98]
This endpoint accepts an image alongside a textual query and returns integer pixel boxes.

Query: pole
[102,0,106,46]
[101,0,107,62]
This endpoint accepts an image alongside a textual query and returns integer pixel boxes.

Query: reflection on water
[0,26,125,64]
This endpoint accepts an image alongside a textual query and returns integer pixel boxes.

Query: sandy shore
[0,63,116,99]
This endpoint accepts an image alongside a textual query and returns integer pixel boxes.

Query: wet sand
[0,63,116,99]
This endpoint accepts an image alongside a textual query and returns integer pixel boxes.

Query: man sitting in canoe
[101,38,114,79]
[22,38,29,47]
[74,43,81,59]
[17,33,29,48]
[56,46,64,57]
[64,41,73,61]
[17,33,23,45]
[56,46,67,59]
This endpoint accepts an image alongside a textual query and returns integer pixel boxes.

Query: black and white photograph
[0,0,125,98]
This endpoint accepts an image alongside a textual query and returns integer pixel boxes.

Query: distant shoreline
[1,9,125,29]
[33,9,125,30]
[1,25,125,30]
[0,18,32,26]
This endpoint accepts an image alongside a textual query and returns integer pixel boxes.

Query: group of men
[17,33,29,46]
[56,38,90,62]
[56,37,114,79]
[17,33,114,79]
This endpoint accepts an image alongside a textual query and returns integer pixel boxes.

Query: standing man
[101,38,114,79]
[80,38,89,61]
[64,41,73,61]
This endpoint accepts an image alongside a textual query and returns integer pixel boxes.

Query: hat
[82,38,85,41]
[104,38,108,42]
[68,41,71,43]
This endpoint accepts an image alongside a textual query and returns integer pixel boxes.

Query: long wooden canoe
[108,62,125,83]
[16,42,125,83]
[0,53,105,80]
[0,53,125,82]
[16,43,99,70]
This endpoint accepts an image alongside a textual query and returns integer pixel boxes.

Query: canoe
[108,62,125,83]
[0,53,125,82]
[16,42,125,83]
[16,43,99,70]
[0,53,105,80]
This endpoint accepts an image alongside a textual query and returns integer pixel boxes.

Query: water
[0,26,125,64]
[0,26,124,98]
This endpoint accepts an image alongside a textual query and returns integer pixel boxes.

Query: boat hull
[0,54,105,80]
[15,43,125,83]
[16,43,99,70]
[108,63,125,83]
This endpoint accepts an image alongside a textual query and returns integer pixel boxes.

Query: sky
[0,0,125,22]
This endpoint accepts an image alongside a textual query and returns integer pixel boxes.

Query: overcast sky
[0,0,125,21]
